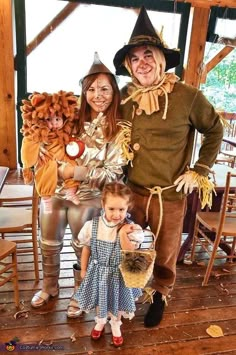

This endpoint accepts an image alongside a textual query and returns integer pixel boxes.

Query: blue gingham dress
[73,217,142,319]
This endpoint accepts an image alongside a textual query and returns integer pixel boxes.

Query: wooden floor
[1,171,236,354]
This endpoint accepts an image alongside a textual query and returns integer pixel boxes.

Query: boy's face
[129,45,160,87]
[46,116,64,130]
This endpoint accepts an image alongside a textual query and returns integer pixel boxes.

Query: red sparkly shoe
[112,335,124,347]
[91,327,105,340]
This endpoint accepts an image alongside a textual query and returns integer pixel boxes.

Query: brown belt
[127,181,175,197]
[127,181,176,237]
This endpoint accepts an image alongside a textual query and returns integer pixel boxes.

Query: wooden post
[183,7,210,168]
[0,0,17,168]
[184,7,210,88]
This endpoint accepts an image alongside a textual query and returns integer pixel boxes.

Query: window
[25,1,181,93]
[200,15,236,113]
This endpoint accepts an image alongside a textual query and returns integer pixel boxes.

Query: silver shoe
[31,290,59,308]
[67,299,83,318]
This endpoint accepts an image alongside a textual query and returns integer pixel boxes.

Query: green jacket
[120,81,223,200]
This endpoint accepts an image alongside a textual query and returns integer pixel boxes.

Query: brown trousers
[130,191,187,296]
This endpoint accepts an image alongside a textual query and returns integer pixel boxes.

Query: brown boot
[66,263,83,318]
[31,246,60,308]
[72,263,82,292]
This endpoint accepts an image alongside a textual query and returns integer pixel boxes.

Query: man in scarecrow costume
[113,6,223,328]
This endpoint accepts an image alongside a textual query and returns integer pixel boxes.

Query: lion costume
[20,90,80,200]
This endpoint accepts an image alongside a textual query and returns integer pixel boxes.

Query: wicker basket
[119,230,156,288]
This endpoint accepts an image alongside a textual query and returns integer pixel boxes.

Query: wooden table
[178,164,236,262]
[0,167,9,193]
[222,136,236,147]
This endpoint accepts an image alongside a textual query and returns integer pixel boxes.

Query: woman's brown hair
[76,73,121,140]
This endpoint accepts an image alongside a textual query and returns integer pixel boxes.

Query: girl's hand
[127,224,145,246]
[119,223,142,236]
[119,224,137,251]
[130,224,143,232]
[80,270,86,279]
[119,223,135,235]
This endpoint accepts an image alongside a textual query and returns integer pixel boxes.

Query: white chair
[216,113,236,168]
[0,184,40,281]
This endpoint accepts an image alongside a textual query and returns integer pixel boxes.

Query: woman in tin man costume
[31,53,128,319]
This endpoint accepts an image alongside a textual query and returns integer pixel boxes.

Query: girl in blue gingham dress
[73,182,144,346]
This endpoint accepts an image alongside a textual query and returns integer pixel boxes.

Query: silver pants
[39,195,101,295]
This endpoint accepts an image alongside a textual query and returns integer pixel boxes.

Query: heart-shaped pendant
[66,137,85,159]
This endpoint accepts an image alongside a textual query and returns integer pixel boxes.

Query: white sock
[94,323,105,331]
[94,316,107,331]
[109,319,122,337]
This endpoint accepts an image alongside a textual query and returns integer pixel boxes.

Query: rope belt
[145,184,175,237]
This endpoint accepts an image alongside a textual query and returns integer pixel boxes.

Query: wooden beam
[177,0,236,8]
[184,7,210,87]
[200,46,234,83]
[205,45,234,72]
[26,2,79,56]
[0,0,17,168]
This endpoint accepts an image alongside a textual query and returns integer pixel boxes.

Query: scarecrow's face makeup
[129,46,162,87]
[46,116,64,130]
[86,73,113,117]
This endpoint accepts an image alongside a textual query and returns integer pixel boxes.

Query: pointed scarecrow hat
[80,52,115,85]
[113,6,180,76]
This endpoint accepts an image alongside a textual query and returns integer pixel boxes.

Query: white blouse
[77,216,144,248]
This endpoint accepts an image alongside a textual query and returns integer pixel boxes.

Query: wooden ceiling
[177,0,236,8]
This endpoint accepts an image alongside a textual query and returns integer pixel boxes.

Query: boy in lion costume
[20,90,81,213]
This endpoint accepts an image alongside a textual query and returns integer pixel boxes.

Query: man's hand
[174,172,198,194]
